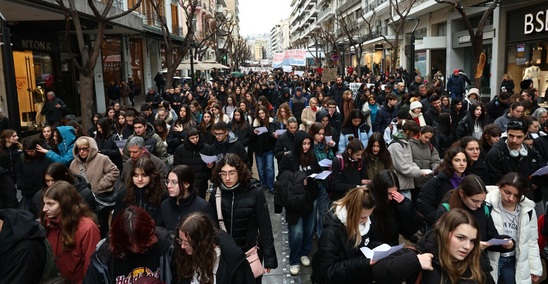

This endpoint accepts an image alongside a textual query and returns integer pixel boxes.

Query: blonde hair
[332,186,375,248]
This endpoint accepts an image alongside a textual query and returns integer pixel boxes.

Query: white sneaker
[290,264,300,275]
[300,256,311,267]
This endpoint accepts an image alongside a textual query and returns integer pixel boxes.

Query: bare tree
[230,36,252,70]
[319,19,343,68]
[435,0,500,86]
[336,11,376,77]
[56,0,142,130]
[382,0,418,73]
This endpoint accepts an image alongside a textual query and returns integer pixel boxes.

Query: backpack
[274,170,311,213]
[41,239,60,282]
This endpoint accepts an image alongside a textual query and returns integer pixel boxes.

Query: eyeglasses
[214,131,227,137]
[175,237,191,247]
[78,147,90,152]
[219,171,237,178]
[165,180,178,187]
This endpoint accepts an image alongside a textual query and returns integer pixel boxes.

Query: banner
[282,66,293,73]
[322,67,338,83]
[272,49,307,67]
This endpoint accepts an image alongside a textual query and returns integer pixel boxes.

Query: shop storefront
[507,3,548,97]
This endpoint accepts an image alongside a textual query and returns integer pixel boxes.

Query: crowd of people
[0,66,547,283]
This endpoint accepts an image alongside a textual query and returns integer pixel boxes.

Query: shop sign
[508,3,548,43]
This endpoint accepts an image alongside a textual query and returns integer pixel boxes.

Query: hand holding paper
[360,243,404,262]
[200,153,218,164]
[254,127,268,135]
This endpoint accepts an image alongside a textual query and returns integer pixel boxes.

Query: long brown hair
[332,186,375,248]
[174,212,218,284]
[40,181,96,251]
[124,157,164,207]
[448,174,486,210]
[434,209,483,283]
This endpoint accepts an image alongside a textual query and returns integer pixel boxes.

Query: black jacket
[0,167,17,209]
[417,172,455,225]
[95,133,123,171]
[31,174,95,217]
[209,181,278,269]
[173,231,256,284]
[373,230,495,284]
[113,187,168,227]
[207,131,248,165]
[15,152,51,198]
[160,189,216,233]
[370,197,422,246]
[330,156,368,201]
[274,129,298,163]
[172,137,210,195]
[313,210,379,284]
[374,104,396,133]
[0,209,47,283]
[0,144,22,183]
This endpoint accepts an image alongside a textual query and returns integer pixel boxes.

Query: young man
[423,94,444,127]
[374,93,398,133]
[207,122,248,165]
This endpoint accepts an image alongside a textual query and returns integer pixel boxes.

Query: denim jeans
[255,150,274,190]
[316,183,329,237]
[498,255,516,284]
[288,201,317,265]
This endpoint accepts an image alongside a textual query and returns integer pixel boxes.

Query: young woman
[450,98,465,129]
[36,125,77,166]
[104,106,116,126]
[153,118,169,148]
[239,101,254,124]
[458,136,490,184]
[211,103,230,124]
[94,117,123,171]
[500,73,515,94]
[486,172,542,284]
[341,90,355,120]
[167,104,196,153]
[455,102,489,140]
[223,95,238,118]
[409,125,441,203]
[84,206,174,283]
[113,111,127,139]
[363,132,393,179]
[41,181,100,283]
[481,124,501,156]
[417,146,469,226]
[198,110,215,145]
[331,139,368,201]
[114,157,167,226]
[337,109,372,154]
[172,128,210,197]
[301,97,319,132]
[87,113,103,137]
[172,212,255,283]
[369,170,422,245]
[0,129,22,183]
[190,100,203,124]
[277,131,322,275]
[251,106,276,193]
[373,209,490,284]
[41,124,56,147]
[441,95,451,112]
[210,154,278,280]
[308,122,335,236]
[436,112,455,157]
[361,94,379,128]
[313,187,379,283]
[408,101,427,127]
[273,102,293,131]
[524,115,540,139]
[244,93,257,116]
[160,165,215,232]
[257,96,275,118]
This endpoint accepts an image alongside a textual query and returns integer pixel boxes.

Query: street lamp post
[409,18,420,84]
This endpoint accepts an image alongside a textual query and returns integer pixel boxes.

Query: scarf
[335,205,371,236]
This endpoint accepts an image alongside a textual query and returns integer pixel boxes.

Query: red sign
[331,54,339,61]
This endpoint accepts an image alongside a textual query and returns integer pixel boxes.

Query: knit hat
[467,88,480,98]
[410,101,422,110]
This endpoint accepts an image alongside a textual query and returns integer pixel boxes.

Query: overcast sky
[238,0,292,36]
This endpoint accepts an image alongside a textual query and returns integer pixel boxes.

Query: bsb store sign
[508,4,548,43]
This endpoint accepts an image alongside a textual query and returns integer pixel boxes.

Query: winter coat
[301,106,319,131]
[370,197,422,246]
[274,169,319,224]
[251,118,276,154]
[209,181,278,269]
[229,123,252,148]
[0,209,48,283]
[172,230,256,284]
[313,210,378,284]
[374,104,397,133]
[417,172,455,225]
[70,137,119,194]
[44,216,101,283]
[337,124,373,154]
[493,112,512,133]
[485,96,509,121]
[160,188,216,232]
[113,186,168,226]
[409,138,441,189]
[123,123,169,163]
[32,174,95,217]
[387,132,421,191]
[364,155,393,182]
[15,152,51,198]
[172,137,210,195]
[41,97,67,124]
[424,107,442,127]
[455,115,489,140]
[486,188,542,283]
[45,126,76,166]
[207,131,248,165]
[0,167,17,209]
[373,230,494,284]
[0,144,22,183]
[446,73,466,98]
[327,83,348,107]
[94,133,123,171]
[84,227,174,284]
[330,156,368,201]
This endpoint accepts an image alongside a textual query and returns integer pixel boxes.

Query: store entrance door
[12,50,40,131]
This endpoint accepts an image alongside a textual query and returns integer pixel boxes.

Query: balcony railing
[337,0,360,14]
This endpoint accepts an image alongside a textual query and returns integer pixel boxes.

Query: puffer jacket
[45,126,76,166]
[172,137,210,195]
[409,138,440,189]
[123,123,168,163]
[160,188,216,232]
[373,104,397,133]
[387,131,421,191]
[251,117,276,154]
[337,124,373,154]
[417,172,454,225]
[486,188,543,283]
[15,151,51,198]
[209,181,278,269]
[69,137,119,194]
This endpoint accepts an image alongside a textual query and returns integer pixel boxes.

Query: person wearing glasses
[84,206,174,284]
[161,165,216,233]
[171,212,255,283]
[114,157,167,226]
[209,154,278,281]
[486,118,544,193]
[207,122,248,166]
[69,136,119,237]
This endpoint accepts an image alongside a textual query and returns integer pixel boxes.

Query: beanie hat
[467,88,480,98]
[410,101,422,110]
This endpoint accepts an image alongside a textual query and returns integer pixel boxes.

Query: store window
[506,42,548,96]
[101,35,123,96]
